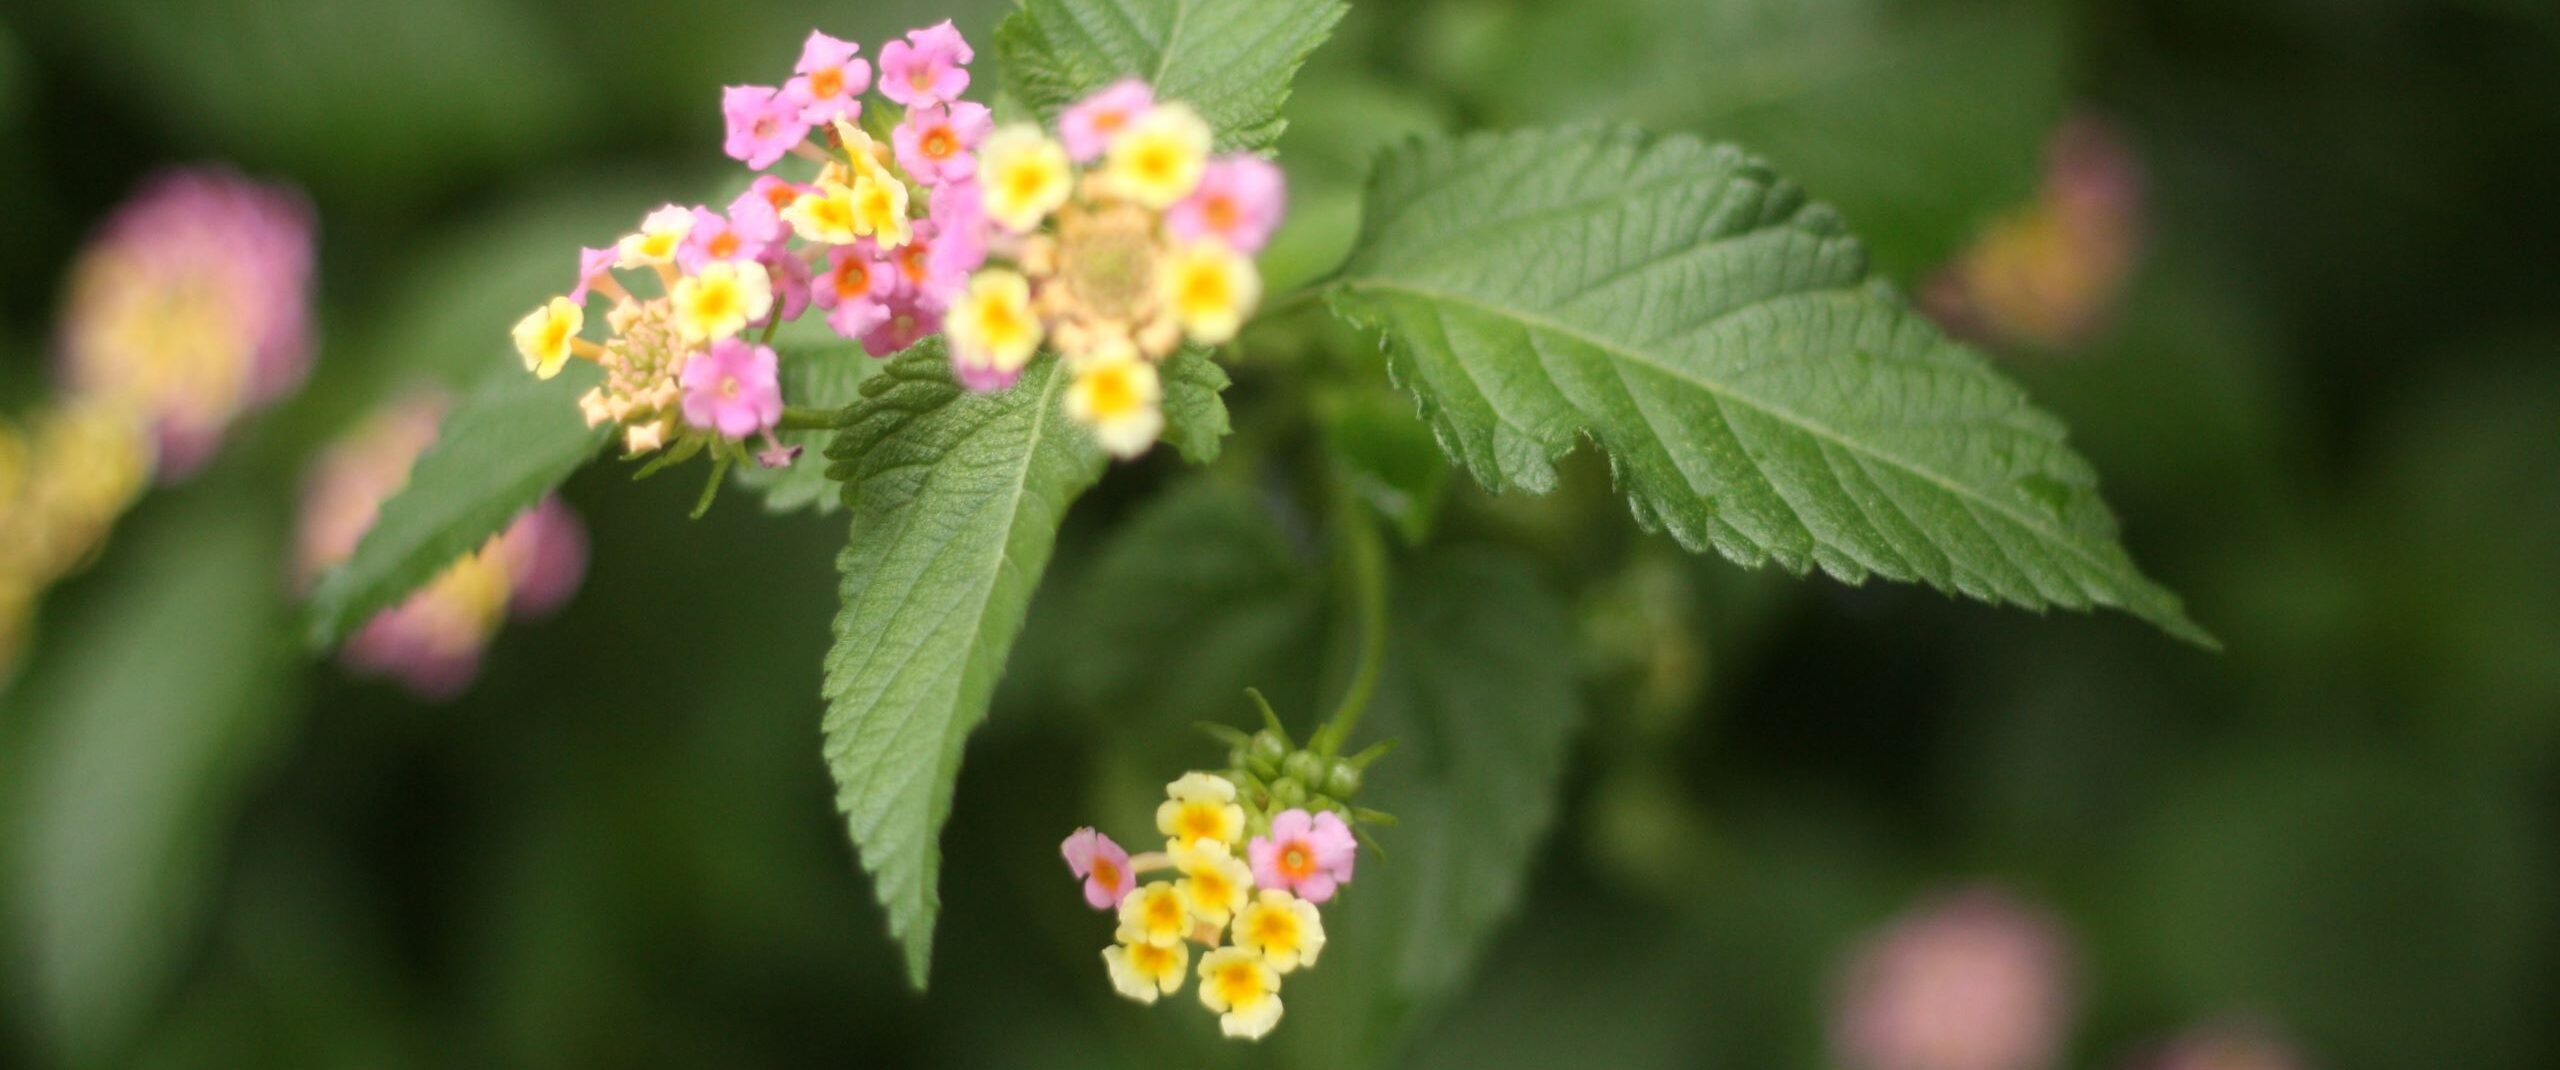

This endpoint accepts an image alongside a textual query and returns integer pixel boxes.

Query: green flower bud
[1282,751,1325,787]
[1323,760,1363,799]
[1269,776,1309,809]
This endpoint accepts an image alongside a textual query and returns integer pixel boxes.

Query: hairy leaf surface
[1333,127,2207,644]
[995,0,1347,152]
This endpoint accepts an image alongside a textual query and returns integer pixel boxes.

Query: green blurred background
[2,0,2556,1066]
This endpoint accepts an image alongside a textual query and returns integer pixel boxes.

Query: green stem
[1254,278,1339,323]
[775,405,839,432]
[1315,492,1389,758]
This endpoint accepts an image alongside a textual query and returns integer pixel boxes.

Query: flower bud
[1282,751,1324,787]
[1268,777,1308,810]
[1322,761,1362,800]
[1249,729,1289,769]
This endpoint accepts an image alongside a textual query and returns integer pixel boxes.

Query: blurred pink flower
[1059,79,1155,163]
[1168,154,1287,254]
[299,392,587,700]
[56,167,315,480]
[1924,114,2146,352]
[926,181,989,284]
[783,30,870,126]
[893,102,993,186]
[1833,886,2075,1070]
[723,84,811,170]
[2132,1022,2310,1070]
[860,286,943,358]
[877,20,971,107]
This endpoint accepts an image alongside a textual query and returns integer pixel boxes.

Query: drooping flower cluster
[57,168,317,479]
[1061,702,1385,1041]
[4,167,314,685]
[297,392,587,698]
[513,23,1284,470]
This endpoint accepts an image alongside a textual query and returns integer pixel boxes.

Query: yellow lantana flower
[947,270,1044,380]
[616,205,694,268]
[512,297,585,379]
[1102,936,1189,1004]
[851,177,912,249]
[1155,772,1244,847]
[1196,947,1284,1041]
[979,125,1072,233]
[1161,239,1261,345]
[1117,881,1193,949]
[1106,103,1211,209]
[1230,890,1326,973]
[1170,836,1252,928]
[783,183,863,245]
[670,260,773,343]
[1063,347,1163,459]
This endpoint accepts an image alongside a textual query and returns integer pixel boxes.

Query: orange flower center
[1094,110,1128,135]
[897,243,932,283]
[1091,856,1121,889]
[833,260,872,298]
[1203,195,1240,234]
[764,184,800,211]
[708,232,741,259]
[1279,843,1315,879]
[811,68,844,99]
[922,127,958,160]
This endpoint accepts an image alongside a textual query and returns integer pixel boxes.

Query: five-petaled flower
[1248,808,1358,904]
[1061,827,1135,911]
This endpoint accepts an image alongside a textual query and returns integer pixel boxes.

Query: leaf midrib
[832,366,1074,918]
[1339,277,2156,609]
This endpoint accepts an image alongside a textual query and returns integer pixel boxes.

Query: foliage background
[2,0,2556,1066]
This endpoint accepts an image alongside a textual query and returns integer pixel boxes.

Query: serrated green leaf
[5,494,297,1065]
[1438,0,2070,276]
[1157,346,1233,464]
[818,343,1106,989]
[994,0,1347,152]
[302,361,607,648]
[1282,547,1585,1067]
[1332,126,2209,645]
[728,343,882,516]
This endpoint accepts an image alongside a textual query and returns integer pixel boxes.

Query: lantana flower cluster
[3,167,315,685]
[296,392,587,699]
[1060,703,1387,1041]
[512,22,1283,467]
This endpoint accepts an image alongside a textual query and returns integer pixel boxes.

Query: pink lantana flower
[747,175,808,218]
[723,84,812,170]
[760,247,813,324]
[783,30,871,126]
[862,286,944,358]
[678,338,783,438]
[877,20,972,107]
[679,206,772,273]
[1061,827,1135,911]
[1168,155,1287,254]
[924,183,990,293]
[1059,79,1155,162]
[724,186,786,248]
[1247,809,1356,904]
[568,245,619,304]
[813,245,893,339]
[892,102,993,186]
